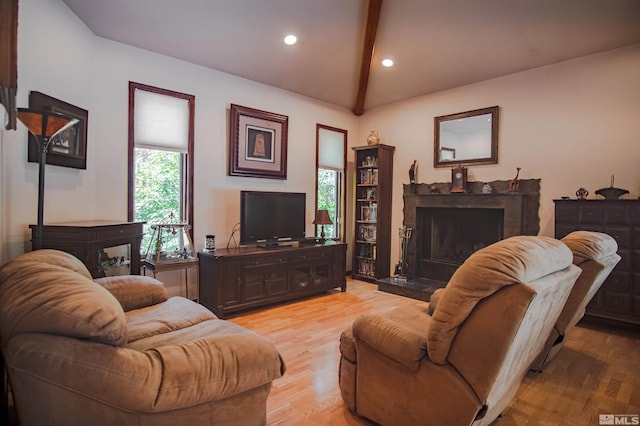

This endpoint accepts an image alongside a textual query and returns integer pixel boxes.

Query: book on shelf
[359,169,379,185]
[358,224,376,241]
[360,203,377,222]
[357,258,376,276]
[357,243,376,259]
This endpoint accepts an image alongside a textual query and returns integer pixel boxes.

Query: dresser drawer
[605,206,631,225]
[580,206,604,225]
[243,255,288,269]
[603,226,631,250]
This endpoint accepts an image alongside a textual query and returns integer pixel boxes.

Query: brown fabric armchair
[339,236,580,426]
[0,249,285,426]
[529,231,621,371]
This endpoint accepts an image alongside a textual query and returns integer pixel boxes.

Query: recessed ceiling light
[382,58,394,67]
[284,35,297,45]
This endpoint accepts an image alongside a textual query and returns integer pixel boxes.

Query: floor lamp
[16,108,79,250]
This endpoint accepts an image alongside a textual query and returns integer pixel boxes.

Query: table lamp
[16,108,79,249]
[313,209,333,244]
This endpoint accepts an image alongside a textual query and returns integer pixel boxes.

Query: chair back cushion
[0,250,127,347]
[556,231,621,332]
[10,248,94,279]
[427,236,573,364]
[562,230,619,265]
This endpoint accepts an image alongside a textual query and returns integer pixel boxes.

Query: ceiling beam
[353,0,382,116]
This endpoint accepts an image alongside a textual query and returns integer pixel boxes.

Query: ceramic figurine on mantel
[409,160,417,193]
[595,175,629,199]
[509,167,521,192]
[409,160,416,184]
[575,187,589,199]
[367,130,380,145]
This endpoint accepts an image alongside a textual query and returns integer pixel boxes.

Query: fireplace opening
[418,207,503,282]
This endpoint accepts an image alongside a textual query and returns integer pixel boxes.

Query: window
[128,82,194,252]
[316,124,347,240]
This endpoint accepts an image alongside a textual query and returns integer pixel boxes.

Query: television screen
[240,191,306,246]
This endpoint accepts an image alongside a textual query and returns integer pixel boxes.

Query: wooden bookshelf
[352,144,394,282]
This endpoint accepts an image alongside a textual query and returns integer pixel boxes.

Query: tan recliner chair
[339,236,580,426]
[529,231,621,371]
[0,249,285,426]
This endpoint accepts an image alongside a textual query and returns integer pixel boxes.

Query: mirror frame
[434,105,499,168]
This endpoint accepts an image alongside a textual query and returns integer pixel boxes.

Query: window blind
[134,89,189,152]
[318,128,345,169]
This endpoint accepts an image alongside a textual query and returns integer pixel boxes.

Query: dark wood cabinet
[554,199,640,325]
[198,241,346,318]
[352,144,395,282]
[30,220,145,278]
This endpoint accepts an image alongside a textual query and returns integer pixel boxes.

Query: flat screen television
[240,190,306,247]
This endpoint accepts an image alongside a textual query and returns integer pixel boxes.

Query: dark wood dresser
[198,241,346,318]
[554,199,640,325]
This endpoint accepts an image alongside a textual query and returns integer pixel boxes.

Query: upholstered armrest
[152,332,285,407]
[353,314,429,371]
[94,275,168,311]
[427,288,445,315]
[9,330,285,412]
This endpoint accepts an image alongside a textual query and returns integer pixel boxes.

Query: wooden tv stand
[198,241,346,318]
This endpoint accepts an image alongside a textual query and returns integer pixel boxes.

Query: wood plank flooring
[230,278,640,426]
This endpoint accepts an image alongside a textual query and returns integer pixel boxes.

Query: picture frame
[229,104,288,179]
[27,91,88,170]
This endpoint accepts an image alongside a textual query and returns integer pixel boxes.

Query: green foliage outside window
[134,148,182,253]
[317,168,338,238]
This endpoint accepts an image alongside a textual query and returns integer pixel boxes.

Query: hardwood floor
[230,278,640,426]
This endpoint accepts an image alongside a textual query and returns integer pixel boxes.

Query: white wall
[358,43,640,270]
[1,0,97,259]
[1,0,358,276]
[1,0,358,293]
[2,0,639,284]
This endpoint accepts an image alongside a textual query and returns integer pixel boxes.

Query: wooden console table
[30,220,145,278]
[198,241,346,318]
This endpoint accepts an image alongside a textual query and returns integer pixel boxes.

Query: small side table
[142,259,199,301]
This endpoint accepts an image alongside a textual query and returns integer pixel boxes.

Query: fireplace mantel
[401,179,540,282]
[379,180,540,301]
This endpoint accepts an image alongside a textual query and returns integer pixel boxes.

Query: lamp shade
[313,209,333,225]
[17,108,78,139]
[16,108,79,250]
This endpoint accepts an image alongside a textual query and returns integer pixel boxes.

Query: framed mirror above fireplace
[434,106,499,167]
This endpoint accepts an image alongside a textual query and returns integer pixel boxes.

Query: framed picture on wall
[27,91,89,169]
[228,104,288,179]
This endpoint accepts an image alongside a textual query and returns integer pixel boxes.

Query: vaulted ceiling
[62,0,640,115]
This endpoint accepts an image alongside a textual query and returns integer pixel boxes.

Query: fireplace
[419,207,503,282]
[377,179,540,301]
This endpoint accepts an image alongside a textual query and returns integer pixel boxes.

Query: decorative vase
[575,187,589,199]
[482,183,492,194]
[367,130,379,145]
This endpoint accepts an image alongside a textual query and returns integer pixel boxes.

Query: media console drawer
[198,242,346,318]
